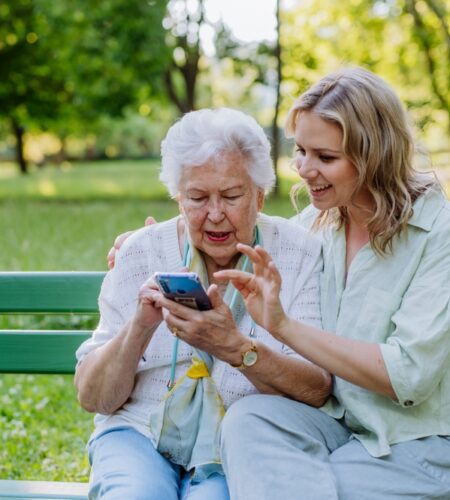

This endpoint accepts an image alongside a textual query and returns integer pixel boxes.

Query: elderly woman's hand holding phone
[153,275,253,368]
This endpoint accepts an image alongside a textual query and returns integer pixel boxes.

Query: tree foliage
[2,0,449,173]
[281,0,450,148]
[0,0,68,171]
[404,0,450,131]
[0,0,169,172]
[163,0,207,113]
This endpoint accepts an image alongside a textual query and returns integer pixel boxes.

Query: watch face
[243,350,258,367]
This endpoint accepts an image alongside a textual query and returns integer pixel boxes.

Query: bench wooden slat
[0,272,105,313]
[0,479,88,499]
[0,331,91,374]
[0,272,103,491]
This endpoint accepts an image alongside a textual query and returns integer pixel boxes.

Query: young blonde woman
[216,67,450,499]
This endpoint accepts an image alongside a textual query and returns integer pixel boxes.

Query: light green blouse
[295,186,450,457]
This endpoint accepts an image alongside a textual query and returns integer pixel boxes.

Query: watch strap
[230,339,258,370]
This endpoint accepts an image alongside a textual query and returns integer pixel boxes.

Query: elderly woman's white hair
[160,108,276,196]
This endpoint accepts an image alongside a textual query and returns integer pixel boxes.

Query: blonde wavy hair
[285,67,436,255]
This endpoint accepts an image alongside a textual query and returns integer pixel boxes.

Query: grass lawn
[0,159,303,481]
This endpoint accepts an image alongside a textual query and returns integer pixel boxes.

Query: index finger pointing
[235,244,263,265]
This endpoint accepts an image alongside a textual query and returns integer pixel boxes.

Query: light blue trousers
[220,395,450,500]
[88,427,229,500]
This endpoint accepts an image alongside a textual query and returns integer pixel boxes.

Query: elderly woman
[75,108,331,499]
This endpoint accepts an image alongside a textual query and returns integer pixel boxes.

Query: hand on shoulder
[107,216,157,269]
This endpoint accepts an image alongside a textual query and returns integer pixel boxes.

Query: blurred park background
[1,0,449,481]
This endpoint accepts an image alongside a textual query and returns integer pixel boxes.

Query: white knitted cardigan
[76,213,322,442]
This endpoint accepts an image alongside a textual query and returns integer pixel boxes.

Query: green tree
[281,0,450,148]
[163,0,207,113]
[272,0,282,195]
[162,0,279,116]
[0,0,68,172]
[71,0,169,121]
[0,0,169,173]
[403,0,450,133]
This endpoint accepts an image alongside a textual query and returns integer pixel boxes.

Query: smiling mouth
[205,231,231,242]
[310,184,332,193]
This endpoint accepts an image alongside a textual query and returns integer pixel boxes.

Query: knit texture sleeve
[75,223,169,363]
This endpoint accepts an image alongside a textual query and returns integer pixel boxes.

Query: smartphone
[153,272,212,311]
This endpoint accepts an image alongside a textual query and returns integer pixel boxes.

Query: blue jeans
[221,395,450,500]
[88,427,229,500]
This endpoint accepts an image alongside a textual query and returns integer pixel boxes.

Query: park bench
[0,271,105,500]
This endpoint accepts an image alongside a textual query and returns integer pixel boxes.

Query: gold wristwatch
[231,340,258,370]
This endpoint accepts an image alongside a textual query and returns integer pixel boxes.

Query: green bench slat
[0,331,92,374]
[0,272,105,313]
[0,480,88,499]
[0,272,103,491]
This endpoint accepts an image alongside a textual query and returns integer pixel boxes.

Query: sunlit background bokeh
[0,0,449,482]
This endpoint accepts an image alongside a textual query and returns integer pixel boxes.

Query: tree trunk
[406,0,450,126]
[12,119,28,174]
[164,0,203,114]
[271,0,282,196]
[184,59,197,112]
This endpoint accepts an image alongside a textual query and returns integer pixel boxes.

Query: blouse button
[404,400,414,407]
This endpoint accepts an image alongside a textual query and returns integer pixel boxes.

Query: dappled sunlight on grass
[0,163,19,179]
[37,179,57,196]
[0,159,169,201]
[99,179,126,195]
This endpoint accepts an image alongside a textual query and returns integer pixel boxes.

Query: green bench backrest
[0,272,105,374]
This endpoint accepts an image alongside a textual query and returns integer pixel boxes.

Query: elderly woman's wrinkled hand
[214,244,288,339]
[133,276,164,330]
[154,285,246,363]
